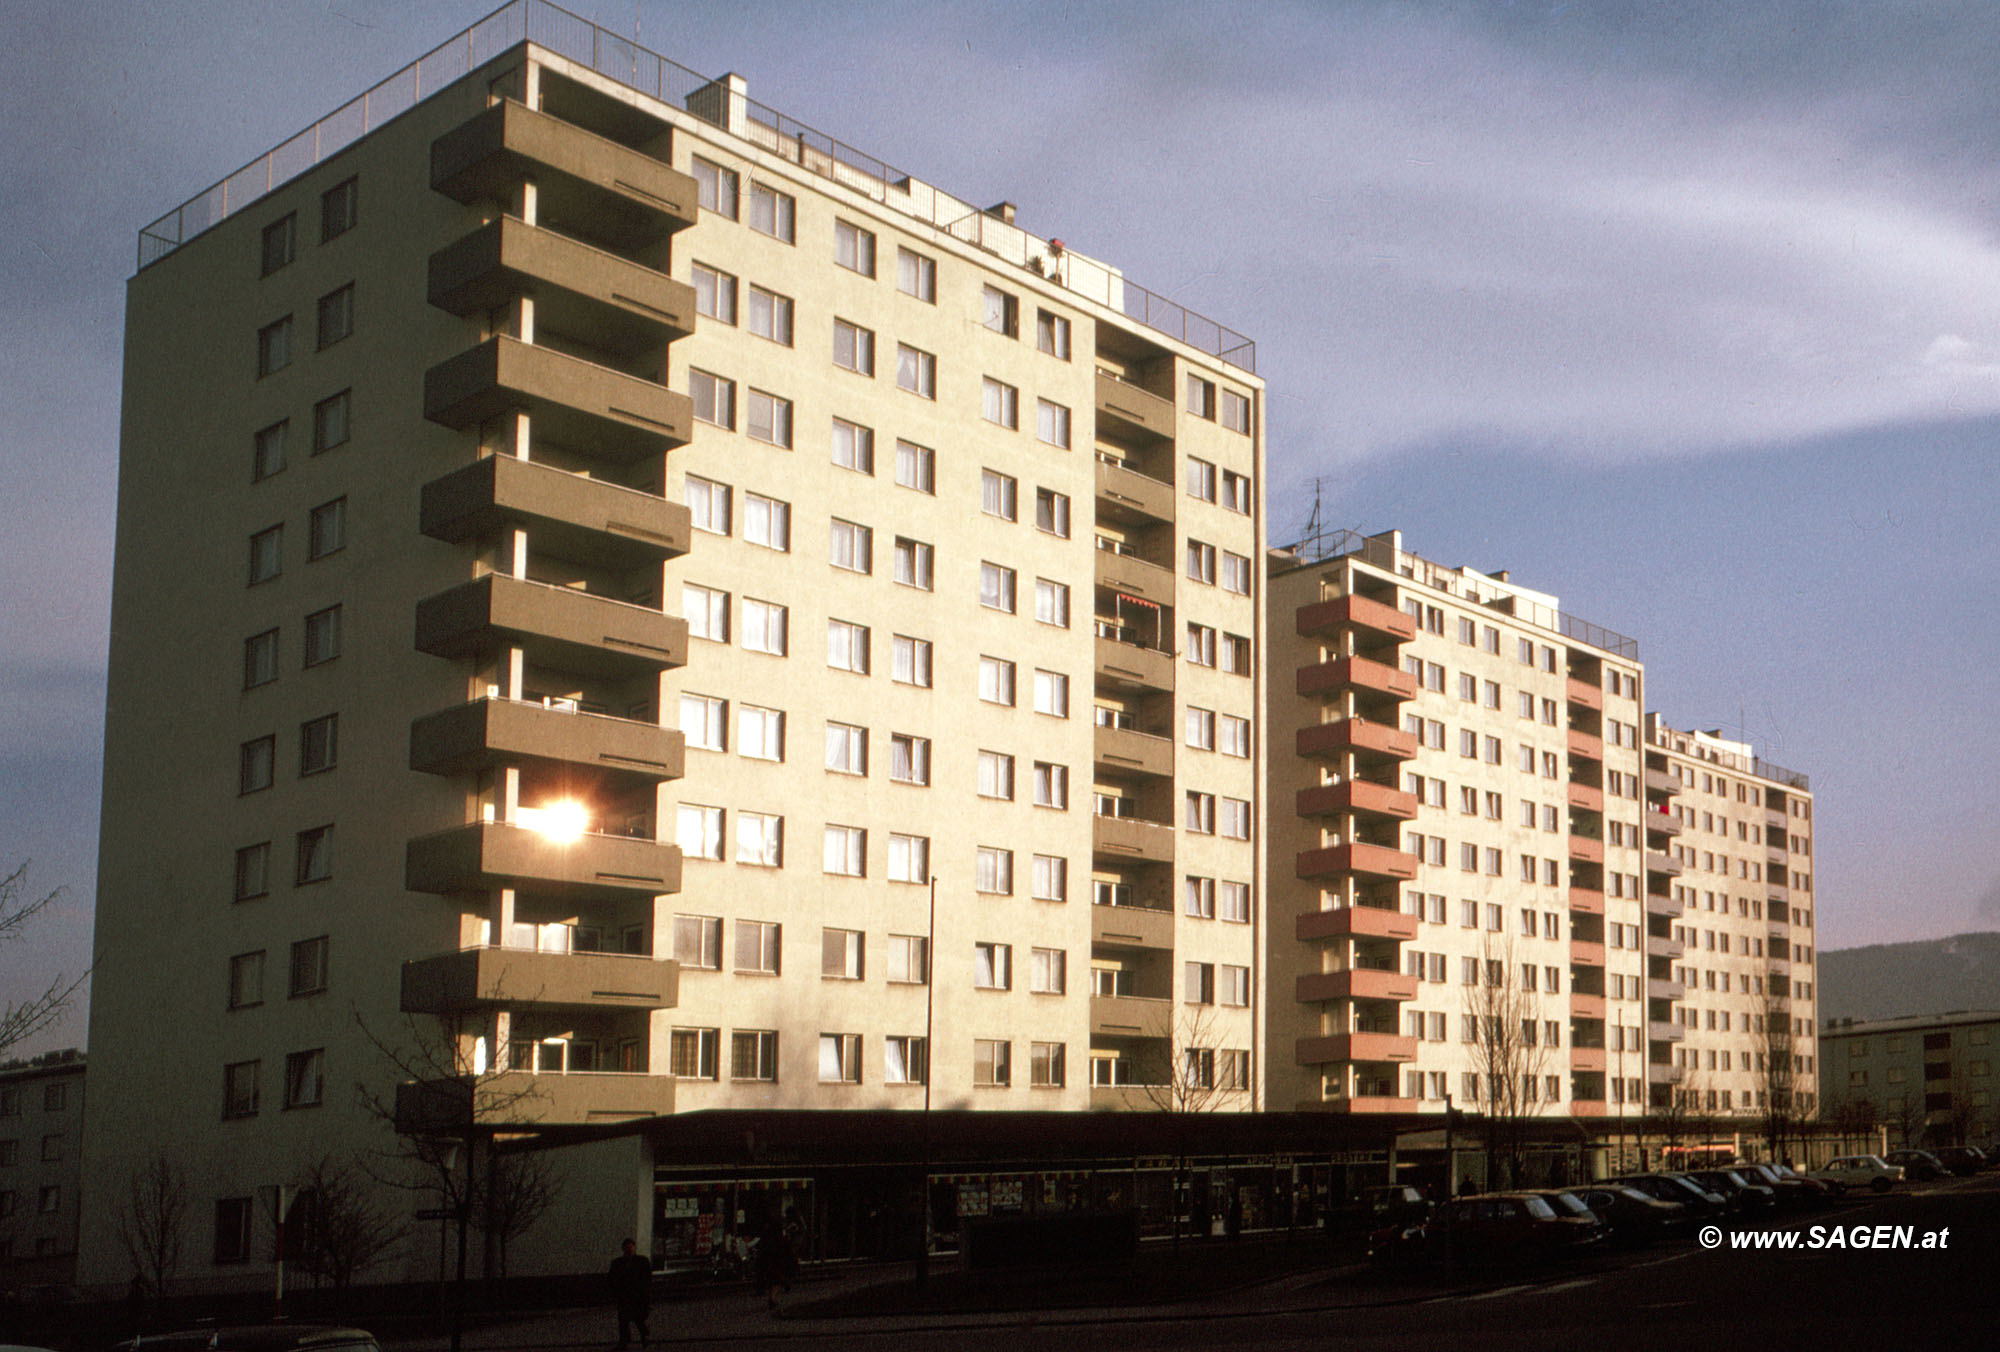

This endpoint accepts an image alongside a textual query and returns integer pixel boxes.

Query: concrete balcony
[1569,940,1607,969]
[397,1069,674,1127]
[1644,767,1682,797]
[1295,969,1418,1004]
[1569,1046,1607,1073]
[1305,1095,1419,1115]
[424,336,692,461]
[1648,976,1686,1002]
[1649,1020,1685,1044]
[409,698,683,783]
[1567,782,1605,814]
[1092,814,1175,865]
[414,574,687,677]
[1295,1033,1417,1066]
[1093,635,1175,694]
[1567,729,1604,762]
[1644,851,1683,878]
[405,821,680,901]
[1645,889,1685,919]
[1295,779,1418,822]
[1094,457,1175,526]
[1093,724,1174,781]
[1094,370,1176,442]
[1568,835,1605,864]
[1095,549,1176,609]
[1088,1084,1172,1112]
[1295,718,1418,763]
[419,454,691,570]
[1569,993,1606,1021]
[1767,881,1792,905]
[1089,993,1172,1039]
[1297,842,1419,883]
[1296,655,1416,702]
[1646,934,1685,960]
[1645,807,1683,838]
[1567,888,1606,916]
[1765,808,1787,834]
[1295,594,1416,643]
[1570,1099,1609,1118]
[1767,849,1788,874]
[1566,677,1604,711]
[431,100,697,248]
[1646,1064,1684,1086]
[1295,906,1418,943]
[1090,903,1175,951]
[428,216,695,352]
[400,946,676,1015]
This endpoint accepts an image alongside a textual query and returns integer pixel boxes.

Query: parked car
[1607,1173,1730,1222]
[1569,1184,1689,1245]
[1330,1183,1431,1238]
[1810,1155,1904,1195]
[1684,1169,1777,1215]
[1885,1149,1946,1182]
[1930,1146,1987,1176]
[1377,1192,1604,1266]
[116,1328,381,1352]
[1742,1163,1831,1207]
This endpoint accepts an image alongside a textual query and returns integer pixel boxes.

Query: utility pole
[916,876,937,1287]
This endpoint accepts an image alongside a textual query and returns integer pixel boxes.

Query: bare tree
[117,1155,189,1297]
[0,862,86,1056]
[290,1154,408,1291]
[1883,1090,1926,1151]
[1754,975,1801,1160]
[1137,1005,1234,1246]
[1463,933,1551,1190]
[480,1146,562,1279]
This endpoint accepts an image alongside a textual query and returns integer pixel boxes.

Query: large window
[981,377,1019,428]
[975,848,1013,896]
[833,318,875,374]
[974,941,1013,988]
[826,619,870,673]
[256,316,292,378]
[693,158,738,217]
[896,344,936,398]
[747,285,793,344]
[887,935,928,985]
[692,262,736,322]
[746,391,792,447]
[818,1034,862,1084]
[747,182,794,241]
[222,1062,260,1120]
[730,1031,777,1082]
[823,825,865,877]
[897,247,936,301]
[831,418,874,473]
[974,1040,1011,1087]
[734,920,781,975]
[829,520,873,573]
[315,283,354,349]
[283,1049,324,1108]
[834,219,876,275]
[689,370,735,428]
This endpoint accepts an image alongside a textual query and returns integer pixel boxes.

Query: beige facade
[1819,1010,1997,1146]
[86,7,1263,1293]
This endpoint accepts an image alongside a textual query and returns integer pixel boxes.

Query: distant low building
[1818,1011,1998,1148]
[0,1049,85,1288]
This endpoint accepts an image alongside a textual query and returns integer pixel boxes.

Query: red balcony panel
[1570,993,1607,1021]
[1305,1095,1420,1114]
[1570,1099,1609,1118]
[1568,835,1605,864]
[1296,656,1417,701]
[1569,940,1607,969]
[1295,907,1418,943]
[1297,842,1419,883]
[1295,780,1419,821]
[1570,1046,1608,1073]
[1566,677,1604,711]
[1295,969,1419,1004]
[1294,1033,1418,1066]
[1296,718,1418,762]
[1296,594,1416,643]
[1567,782,1605,814]
[1567,729,1605,762]
[1568,888,1606,916]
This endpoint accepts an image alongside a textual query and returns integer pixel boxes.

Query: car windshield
[1523,1196,1557,1219]
[1547,1192,1590,1216]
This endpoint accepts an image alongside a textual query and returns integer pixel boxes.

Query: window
[1218,714,1250,758]
[739,494,790,553]
[888,832,930,882]
[288,936,329,997]
[892,635,933,688]
[252,420,288,481]
[897,247,936,300]
[981,469,1018,520]
[979,562,1017,613]
[895,439,935,493]
[1220,965,1251,1007]
[1187,375,1216,418]
[260,212,296,275]
[682,476,732,536]
[734,920,782,974]
[825,721,867,775]
[887,935,929,985]
[682,584,729,642]
[982,286,1019,336]
[976,847,1014,895]
[1220,389,1252,433]
[746,285,793,344]
[1033,669,1069,717]
[896,344,936,398]
[313,390,351,453]
[982,377,1019,428]
[974,942,1013,989]
[1036,399,1071,447]
[890,733,931,785]
[978,656,1016,705]
[228,951,265,1010]
[823,825,865,877]
[691,262,736,322]
[1186,457,1217,501]
[1221,632,1251,674]
[742,598,787,654]
[680,695,727,752]
[818,1033,863,1084]
[1219,881,1251,923]
[243,629,279,690]
[1034,487,1071,537]
[1032,854,1068,902]
[234,843,271,902]
[829,520,873,573]
[821,928,865,981]
[886,1036,929,1085]
[670,1028,719,1080]
[221,1064,259,1120]
[283,1049,324,1109]
[1034,578,1070,627]
[693,157,737,217]
[893,536,934,589]
[1036,309,1071,358]
[1032,761,1068,809]
[730,1031,778,1082]
[1220,798,1251,839]
[1030,948,1067,995]
[248,524,282,584]
[299,714,338,776]
[1220,469,1252,512]
[674,915,722,970]
[316,283,354,349]
[215,1196,255,1263]
[830,418,874,473]
[834,219,876,275]
[1186,623,1217,667]
[1185,962,1215,1005]
[307,498,345,559]
[746,391,792,447]
[303,605,341,667]
[735,704,783,762]
[257,316,293,378]
[974,1040,1011,1087]
[689,369,735,428]
[826,618,870,673]
[239,735,275,795]
[1185,791,1216,834]
[748,181,794,240]
[833,318,875,374]
[977,751,1015,800]
[320,176,357,240]
[295,825,333,884]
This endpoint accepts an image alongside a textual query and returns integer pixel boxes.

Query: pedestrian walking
[608,1237,652,1346]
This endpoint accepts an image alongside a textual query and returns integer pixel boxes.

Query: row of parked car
[1365,1145,1993,1266]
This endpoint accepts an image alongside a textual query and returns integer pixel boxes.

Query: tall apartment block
[0,1051,86,1282]
[1645,717,1818,1120]
[1820,1010,1996,1146]
[83,2,1263,1290]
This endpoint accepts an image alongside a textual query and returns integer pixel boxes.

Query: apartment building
[1646,718,1819,1121]
[1820,1010,1997,1147]
[84,1,1263,1291]
[0,1051,85,1282]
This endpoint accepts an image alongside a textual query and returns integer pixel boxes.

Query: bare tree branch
[288,1154,408,1290]
[0,862,86,1056]
[117,1155,189,1295]
[1463,931,1553,1189]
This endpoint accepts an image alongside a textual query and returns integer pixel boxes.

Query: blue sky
[4,0,1997,1053]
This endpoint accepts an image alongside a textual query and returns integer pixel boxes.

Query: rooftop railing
[136,0,1256,374]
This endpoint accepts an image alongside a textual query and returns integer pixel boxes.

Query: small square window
[260,213,296,276]
[1036,310,1070,359]
[303,606,342,667]
[748,182,795,241]
[320,177,358,241]
[691,262,737,323]
[693,158,738,218]
[239,736,275,795]
[316,283,354,349]
[981,286,1018,337]
[747,286,793,345]
[896,344,936,399]
[256,317,292,378]
[283,1049,324,1108]
[234,843,271,902]
[252,421,288,481]
[295,824,333,885]
[288,936,329,997]
[299,713,338,776]
[308,498,346,560]
[833,319,875,375]
[982,377,1019,428]
[897,248,936,301]
[835,219,876,275]
[243,629,279,690]
[313,390,351,454]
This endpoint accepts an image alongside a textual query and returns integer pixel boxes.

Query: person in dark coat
[753,1206,800,1309]
[608,1237,652,1346]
